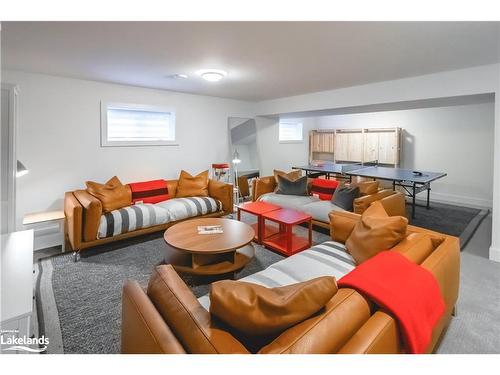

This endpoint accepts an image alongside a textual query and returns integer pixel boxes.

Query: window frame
[100,101,178,147]
[278,120,304,144]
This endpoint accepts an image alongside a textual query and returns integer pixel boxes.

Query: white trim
[489,246,500,263]
[100,101,178,147]
[425,191,492,209]
[1,83,19,233]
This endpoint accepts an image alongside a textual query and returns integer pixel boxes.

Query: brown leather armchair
[121,205,459,354]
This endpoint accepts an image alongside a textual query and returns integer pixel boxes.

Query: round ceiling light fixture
[197,69,227,82]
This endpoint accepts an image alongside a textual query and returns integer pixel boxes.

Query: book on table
[197,225,224,234]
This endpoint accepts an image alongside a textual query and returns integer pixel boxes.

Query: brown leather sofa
[121,194,459,354]
[64,179,233,254]
[252,175,397,229]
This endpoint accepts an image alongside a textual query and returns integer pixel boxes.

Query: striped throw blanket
[198,240,355,310]
[155,196,222,222]
[97,196,222,239]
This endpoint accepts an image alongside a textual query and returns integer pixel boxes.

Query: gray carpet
[34,204,493,354]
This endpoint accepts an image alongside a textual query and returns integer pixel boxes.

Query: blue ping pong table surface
[294,164,447,184]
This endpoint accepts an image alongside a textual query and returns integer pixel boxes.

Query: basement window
[101,102,177,147]
[279,120,303,143]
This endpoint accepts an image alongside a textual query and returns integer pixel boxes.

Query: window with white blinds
[279,121,303,142]
[101,102,176,146]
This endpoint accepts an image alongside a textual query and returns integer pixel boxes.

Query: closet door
[363,132,379,163]
[378,131,398,164]
[310,132,321,152]
[347,132,363,162]
[334,132,349,161]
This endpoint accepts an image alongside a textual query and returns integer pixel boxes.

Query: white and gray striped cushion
[155,196,222,222]
[97,203,169,239]
[198,240,355,310]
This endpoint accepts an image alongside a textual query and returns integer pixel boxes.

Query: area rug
[34,203,487,354]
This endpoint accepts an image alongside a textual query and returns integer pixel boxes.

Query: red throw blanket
[338,251,445,354]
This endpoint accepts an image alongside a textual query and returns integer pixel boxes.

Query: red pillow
[129,179,169,204]
[310,179,339,200]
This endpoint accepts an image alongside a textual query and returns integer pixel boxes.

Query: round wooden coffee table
[164,218,255,276]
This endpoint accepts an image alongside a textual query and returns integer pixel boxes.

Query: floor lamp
[232,149,241,211]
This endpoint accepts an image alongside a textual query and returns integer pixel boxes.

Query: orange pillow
[86,176,131,213]
[176,170,209,198]
[209,276,337,336]
[346,201,408,264]
[273,169,302,184]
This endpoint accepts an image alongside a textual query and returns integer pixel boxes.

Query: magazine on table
[197,225,224,234]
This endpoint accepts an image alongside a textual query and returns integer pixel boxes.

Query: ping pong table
[293,163,447,218]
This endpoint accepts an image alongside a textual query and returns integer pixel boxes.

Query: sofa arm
[122,280,186,354]
[73,189,102,242]
[208,179,233,215]
[329,211,361,243]
[252,176,276,201]
[64,192,83,251]
[353,189,394,215]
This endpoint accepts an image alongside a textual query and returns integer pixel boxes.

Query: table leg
[257,215,262,244]
[60,220,65,253]
[287,224,292,255]
[412,184,416,219]
[308,220,312,247]
[426,184,431,209]
[237,208,241,221]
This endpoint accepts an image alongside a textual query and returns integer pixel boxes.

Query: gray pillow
[276,175,309,196]
[331,186,360,211]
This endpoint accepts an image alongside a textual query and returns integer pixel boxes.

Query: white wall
[256,117,315,176]
[2,70,256,229]
[257,64,498,117]
[315,102,495,208]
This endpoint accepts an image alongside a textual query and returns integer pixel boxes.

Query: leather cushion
[350,180,379,196]
[346,201,408,264]
[209,277,338,336]
[275,175,309,196]
[332,186,360,211]
[86,176,131,213]
[176,170,209,198]
[273,169,302,184]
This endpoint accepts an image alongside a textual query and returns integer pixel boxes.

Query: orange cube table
[237,201,282,243]
[261,208,312,256]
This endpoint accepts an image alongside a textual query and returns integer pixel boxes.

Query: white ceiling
[2,22,499,101]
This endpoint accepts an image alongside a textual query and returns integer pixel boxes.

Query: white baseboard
[489,246,500,263]
[33,225,62,251]
[416,191,492,210]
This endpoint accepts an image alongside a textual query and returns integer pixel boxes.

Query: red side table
[261,208,312,256]
[237,201,282,243]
